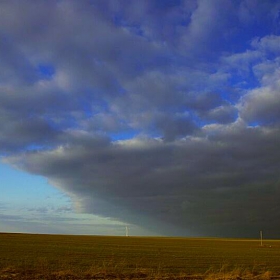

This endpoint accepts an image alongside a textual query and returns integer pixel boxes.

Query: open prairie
[1,233,280,279]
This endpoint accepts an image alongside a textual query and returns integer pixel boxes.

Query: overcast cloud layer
[1,0,280,237]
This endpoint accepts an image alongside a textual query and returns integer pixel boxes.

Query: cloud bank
[1,0,280,237]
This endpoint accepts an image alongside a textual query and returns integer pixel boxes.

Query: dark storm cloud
[5,123,280,237]
[200,105,238,124]
[0,114,58,152]
[0,35,38,86]
[1,0,280,237]
[155,114,197,141]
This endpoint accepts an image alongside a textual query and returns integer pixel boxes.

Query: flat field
[0,233,280,279]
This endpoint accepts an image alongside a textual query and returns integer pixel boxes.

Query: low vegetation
[0,233,280,279]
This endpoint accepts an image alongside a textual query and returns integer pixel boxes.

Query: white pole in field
[126,226,129,237]
[260,230,263,246]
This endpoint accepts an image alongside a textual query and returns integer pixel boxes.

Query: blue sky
[1,0,280,237]
[0,162,142,235]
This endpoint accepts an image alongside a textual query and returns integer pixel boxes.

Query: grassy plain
[0,233,280,279]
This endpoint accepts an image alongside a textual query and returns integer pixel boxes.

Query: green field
[0,233,280,279]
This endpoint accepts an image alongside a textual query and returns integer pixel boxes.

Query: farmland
[0,233,280,279]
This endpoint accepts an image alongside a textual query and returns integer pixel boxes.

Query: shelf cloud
[1,0,280,237]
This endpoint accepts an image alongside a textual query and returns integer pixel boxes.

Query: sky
[1,0,280,238]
